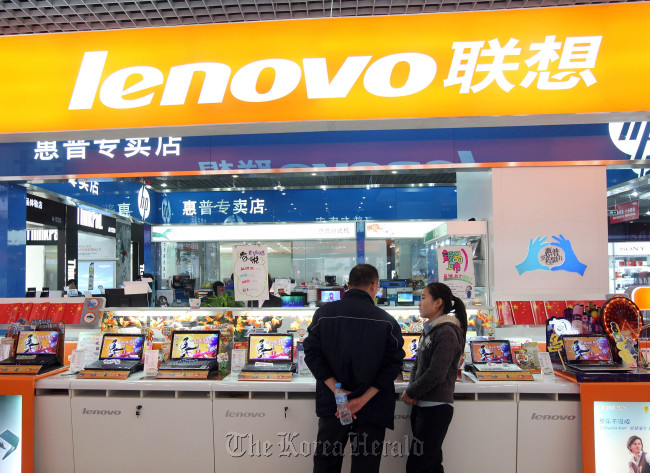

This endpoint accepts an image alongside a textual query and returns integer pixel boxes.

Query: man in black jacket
[304,264,404,473]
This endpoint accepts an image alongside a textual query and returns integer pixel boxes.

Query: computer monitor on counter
[317,288,344,305]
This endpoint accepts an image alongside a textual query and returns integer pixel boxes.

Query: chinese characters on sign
[437,246,475,302]
[444,35,601,93]
[198,160,271,171]
[26,197,42,210]
[34,137,182,161]
[69,178,100,195]
[594,402,650,472]
[233,245,269,306]
[182,199,266,216]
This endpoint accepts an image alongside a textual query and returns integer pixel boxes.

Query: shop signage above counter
[1,121,644,180]
[0,3,648,134]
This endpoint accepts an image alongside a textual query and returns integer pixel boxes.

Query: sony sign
[77,207,103,230]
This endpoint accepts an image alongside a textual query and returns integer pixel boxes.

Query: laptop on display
[84,333,145,374]
[243,333,295,372]
[402,333,421,372]
[562,335,632,372]
[0,330,62,370]
[467,340,522,373]
[159,330,220,371]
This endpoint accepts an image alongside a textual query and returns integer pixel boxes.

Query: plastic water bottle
[334,383,353,425]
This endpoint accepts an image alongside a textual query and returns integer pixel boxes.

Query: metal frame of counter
[34,371,580,473]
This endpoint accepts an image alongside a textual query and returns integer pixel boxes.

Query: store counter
[34,371,580,473]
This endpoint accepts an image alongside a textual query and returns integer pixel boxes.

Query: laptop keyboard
[244,362,294,371]
[166,359,213,369]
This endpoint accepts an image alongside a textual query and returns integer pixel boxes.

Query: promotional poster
[594,401,650,473]
[0,395,22,472]
[437,246,475,302]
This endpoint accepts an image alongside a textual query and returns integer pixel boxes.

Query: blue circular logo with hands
[516,234,587,276]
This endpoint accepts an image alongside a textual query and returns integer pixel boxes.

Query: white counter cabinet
[34,372,580,473]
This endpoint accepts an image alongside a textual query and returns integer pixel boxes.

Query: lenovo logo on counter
[225,410,266,418]
[530,413,576,421]
[82,408,122,416]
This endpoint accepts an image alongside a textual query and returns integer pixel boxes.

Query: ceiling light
[160,183,167,188]
[311,173,317,176]
[366,185,370,190]
[321,186,327,190]
[632,191,639,197]
[233,175,238,178]
[391,170,397,174]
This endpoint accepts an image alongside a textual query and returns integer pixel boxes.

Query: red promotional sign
[609,200,639,224]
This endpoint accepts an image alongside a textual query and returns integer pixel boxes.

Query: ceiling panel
[0,0,642,35]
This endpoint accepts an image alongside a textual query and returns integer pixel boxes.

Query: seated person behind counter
[248,275,282,308]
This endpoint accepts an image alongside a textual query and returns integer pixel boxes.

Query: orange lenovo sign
[1,2,649,133]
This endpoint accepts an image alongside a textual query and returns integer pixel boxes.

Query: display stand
[474,371,534,381]
[1,365,44,374]
[0,367,66,473]
[76,370,130,379]
[237,371,293,381]
[155,369,212,379]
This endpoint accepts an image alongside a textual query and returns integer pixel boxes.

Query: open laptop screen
[16,331,59,355]
[397,292,414,305]
[403,334,421,361]
[281,294,305,308]
[248,334,293,362]
[170,331,220,360]
[99,335,145,360]
[470,340,513,364]
[562,335,613,364]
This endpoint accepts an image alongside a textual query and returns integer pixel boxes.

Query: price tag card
[231,349,246,371]
[144,349,159,376]
[69,349,85,373]
[254,361,274,367]
[0,338,13,361]
[538,352,555,380]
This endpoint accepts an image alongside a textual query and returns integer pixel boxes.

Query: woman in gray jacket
[401,282,467,473]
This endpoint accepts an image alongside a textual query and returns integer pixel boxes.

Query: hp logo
[161,197,172,224]
[137,186,150,220]
[609,121,650,161]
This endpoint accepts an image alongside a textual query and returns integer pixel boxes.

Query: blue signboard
[35,180,159,224]
[2,122,645,179]
[155,187,456,224]
[31,184,457,225]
